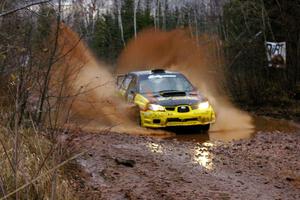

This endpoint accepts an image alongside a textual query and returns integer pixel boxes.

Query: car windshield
[139,74,194,94]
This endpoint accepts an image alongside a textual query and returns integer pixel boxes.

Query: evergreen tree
[137,0,154,31]
[122,0,135,42]
[91,12,123,63]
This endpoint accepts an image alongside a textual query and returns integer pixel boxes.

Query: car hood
[145,91,206,106]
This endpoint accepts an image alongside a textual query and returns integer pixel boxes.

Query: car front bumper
[140,106,216,128]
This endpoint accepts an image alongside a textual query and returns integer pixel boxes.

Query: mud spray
[51,24,167,136]
[52,24,253,139]
[117,28,254,140]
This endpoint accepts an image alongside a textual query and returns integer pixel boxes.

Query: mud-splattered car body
[116,69,215,130]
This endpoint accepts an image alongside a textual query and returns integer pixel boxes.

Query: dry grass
[0,126,78,200]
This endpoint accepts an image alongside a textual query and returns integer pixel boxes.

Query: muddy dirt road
[63,117,300,200]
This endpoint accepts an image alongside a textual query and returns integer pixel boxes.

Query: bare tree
[0,0,51,17]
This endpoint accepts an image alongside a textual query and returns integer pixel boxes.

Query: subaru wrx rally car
[117,69,215,130]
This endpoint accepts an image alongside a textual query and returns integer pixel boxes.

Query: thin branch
[37,1,61,124]
[34,144,55,177]
[48,81,112,99]
[228,31,263,68]
[0,174,7,199]
[52,36,83,65]
[0,0,52,17]
[0,137,15,174]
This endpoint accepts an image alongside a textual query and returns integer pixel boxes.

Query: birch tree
[115,0,126,47]
[154,0,160,29]
[133,0,140,38]
[161,0,166,30]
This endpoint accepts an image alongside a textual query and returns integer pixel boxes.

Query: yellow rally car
[117,69,215,131]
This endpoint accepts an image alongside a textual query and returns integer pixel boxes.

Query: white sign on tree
[265,42,286,68]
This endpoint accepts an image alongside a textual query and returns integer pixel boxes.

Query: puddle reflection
[145,116,299,171]
[192,142,214,170]
[147,142,163,153]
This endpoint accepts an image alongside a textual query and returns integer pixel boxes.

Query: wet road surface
[63,116,300,199]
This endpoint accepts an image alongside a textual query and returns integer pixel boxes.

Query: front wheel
[137,113,142,126]
[200,124,210,132]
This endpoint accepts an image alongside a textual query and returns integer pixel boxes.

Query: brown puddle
[169,116,300,143]
[155,116,300,170]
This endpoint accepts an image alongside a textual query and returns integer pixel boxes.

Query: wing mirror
[129,88,137,94]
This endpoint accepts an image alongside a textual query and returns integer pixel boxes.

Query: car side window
[126,76,137,102]
[127,77,137,93]
[121,75,133,90]
[116,75,125,89]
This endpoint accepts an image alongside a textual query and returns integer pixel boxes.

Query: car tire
[137,112,142,126]
[200,124,210,132]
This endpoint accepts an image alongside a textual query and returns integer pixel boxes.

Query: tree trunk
[156,0,160,29]
[162,0,166,30]
[133,0,140,38]
[116,0,125,47]
[194,8,199,44]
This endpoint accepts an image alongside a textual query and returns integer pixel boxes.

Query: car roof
[128,70,181,77]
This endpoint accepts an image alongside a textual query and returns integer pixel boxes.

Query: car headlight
[198,101,210,109]
[147,104,165,111]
